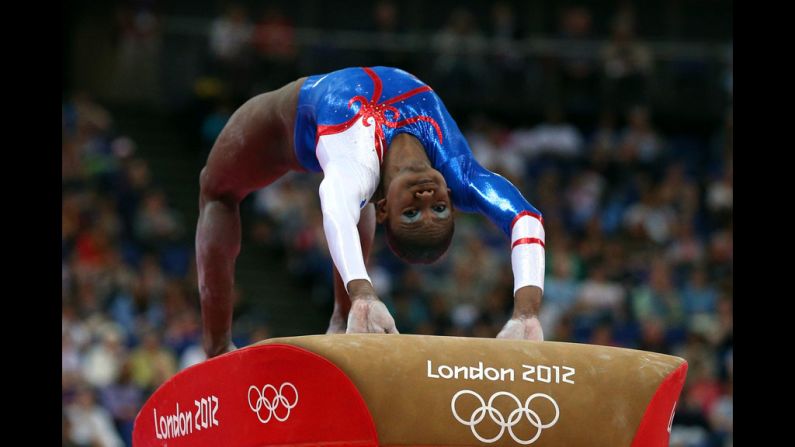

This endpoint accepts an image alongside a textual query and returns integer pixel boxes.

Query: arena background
[62,1,733,446]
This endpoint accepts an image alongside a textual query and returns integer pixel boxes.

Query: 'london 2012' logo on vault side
[451,390,560,444]
[247,382,299,424]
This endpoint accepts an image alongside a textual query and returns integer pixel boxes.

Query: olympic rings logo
[247,382,299,424]
[451,390,560,444]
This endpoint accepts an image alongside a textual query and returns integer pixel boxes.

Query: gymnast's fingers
[384,321,399,334]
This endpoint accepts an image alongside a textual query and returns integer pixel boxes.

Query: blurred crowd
[62,94,271,446]
[64,1,731,447]
[188,0,729,124]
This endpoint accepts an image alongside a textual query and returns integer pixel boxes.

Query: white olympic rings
[247,382,299,424]
[451,390,560,444]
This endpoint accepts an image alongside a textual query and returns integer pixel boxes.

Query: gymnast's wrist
[512,285,542,318]
[203,331,232,357]
[347,279,378,301]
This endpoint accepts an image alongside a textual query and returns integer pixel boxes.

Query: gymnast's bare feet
[345,280,399,334]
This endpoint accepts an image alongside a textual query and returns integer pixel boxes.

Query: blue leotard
[294,66,545,292]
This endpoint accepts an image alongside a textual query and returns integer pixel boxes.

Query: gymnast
[197,66,546,358]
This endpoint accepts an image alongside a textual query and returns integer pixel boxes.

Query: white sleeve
[510,212,546,294]
[318,162,372,291]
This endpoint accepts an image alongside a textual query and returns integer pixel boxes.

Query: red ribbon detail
[317,67,443,163]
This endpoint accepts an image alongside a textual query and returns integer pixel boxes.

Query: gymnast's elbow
[318,177,357,218]
[199,166,243,208]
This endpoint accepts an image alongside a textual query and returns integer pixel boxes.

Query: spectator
[134,189,185,248]
[466,116,525,180]
[589,322,619,347]
[682,267,718,316]
[659,163,700,220]
[82,326,127,388]
[629,260,684,328]
[600,14,653,113]
[62,332,83,393]
[179,343,207,371]
[65,385,125,447]
[128,332,178,393]
[252,7,296,60]
[706,165,733,220]
[433,8,488,99]
[74,225,114,273]
[556,6,599,114]
[589,110,619,162]
[116,158,154,235]
[488,2,524,98]
[252,6,297,89]
[666,222,706,267]
[366,0,409,68]
[566,169,606,230]
[528,106,585,159]
[113,3,162,103]
[209,4,253,65]
[623,187,676,244]
[100,361,143,446]
[490,2,522,42]
[574,264,625,330]
[163,305,201,356]
[709,380,732,446]
[208,4,254,99]
[637,318,671,353]
[617,106,663,164]
[540,251,581,340]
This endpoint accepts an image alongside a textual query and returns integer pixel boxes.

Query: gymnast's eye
[432,204,450,218]
[401,209,422,223]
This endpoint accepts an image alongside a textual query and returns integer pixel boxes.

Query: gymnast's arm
[196,180,240,358]
[464,161,545,340]
[329,203,376,332]
[319,162,398,334]
[196,92,291,358]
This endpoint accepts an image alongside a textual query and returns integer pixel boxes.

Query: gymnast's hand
[204,340,238,358]
[497,316,544,341]
[497,285,544,341]
[326,311,347,334]
[345,280,399,334]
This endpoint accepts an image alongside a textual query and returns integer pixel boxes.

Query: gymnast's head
[376,134,454,264]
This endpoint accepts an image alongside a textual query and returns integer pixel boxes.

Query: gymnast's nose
[415,190,434,199]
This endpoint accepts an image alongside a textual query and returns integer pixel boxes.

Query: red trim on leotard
[511,238,545,249]
[315,68,443,163]
[382,86,433,106]
[510,210,544,230]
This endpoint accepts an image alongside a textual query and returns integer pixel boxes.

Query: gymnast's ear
[375,198,388,224]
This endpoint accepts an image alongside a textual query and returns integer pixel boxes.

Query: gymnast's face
[376,168,455,263]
